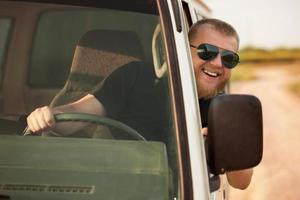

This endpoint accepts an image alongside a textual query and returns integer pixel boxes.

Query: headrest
[78,29,144,60]
[69,29,144,76]
[50,29,144,107]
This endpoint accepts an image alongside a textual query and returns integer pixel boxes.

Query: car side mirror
[207,94,263,175]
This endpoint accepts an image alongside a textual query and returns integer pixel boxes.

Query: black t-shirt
[199,98,212,128]
[199,93,224,127]
[93,61,169,141]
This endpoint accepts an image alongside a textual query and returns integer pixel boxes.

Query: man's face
[190,26,238,99]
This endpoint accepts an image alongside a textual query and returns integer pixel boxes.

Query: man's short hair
[188,18,240,48]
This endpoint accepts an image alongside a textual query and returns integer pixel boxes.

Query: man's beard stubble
[197,74,230,99]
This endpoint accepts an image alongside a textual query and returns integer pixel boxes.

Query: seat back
[50,29,144,107]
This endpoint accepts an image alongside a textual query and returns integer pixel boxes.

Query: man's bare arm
[27,94,105,135]
[226,168,253,190]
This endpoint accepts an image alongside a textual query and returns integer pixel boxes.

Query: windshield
[0,1,180,199]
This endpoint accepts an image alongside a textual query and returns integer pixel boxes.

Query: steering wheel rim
[24,113,146,141]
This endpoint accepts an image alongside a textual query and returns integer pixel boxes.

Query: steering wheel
[24,113,146,141]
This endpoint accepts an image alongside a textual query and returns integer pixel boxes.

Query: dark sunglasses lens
[197,44,218,61]
[222,51,239,68]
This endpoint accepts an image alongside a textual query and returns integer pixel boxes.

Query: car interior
[0,1,180,199]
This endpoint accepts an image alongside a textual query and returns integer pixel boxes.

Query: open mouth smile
[202,68,221,78]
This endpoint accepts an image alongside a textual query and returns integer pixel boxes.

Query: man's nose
[209,53,223,67]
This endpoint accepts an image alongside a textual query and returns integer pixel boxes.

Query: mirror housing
[207,94,263,175]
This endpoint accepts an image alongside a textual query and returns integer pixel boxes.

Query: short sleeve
[93,61,142,117]
[199,98,212,127]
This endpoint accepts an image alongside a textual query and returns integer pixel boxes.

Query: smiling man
[189,18,240,99]
[188,18,253,189]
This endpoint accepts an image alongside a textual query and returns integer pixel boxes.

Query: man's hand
[26,94,106,135]
[27,106,56,133]
[201,127,208,136]
[226,168,253,190]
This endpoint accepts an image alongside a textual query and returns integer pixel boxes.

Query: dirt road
[229,64,300,200]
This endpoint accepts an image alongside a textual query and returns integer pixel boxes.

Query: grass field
[232,47,300,82]
[239,47,300,62]
[231,64,258,82]
[231,57,300,98]
[237,47,300,98]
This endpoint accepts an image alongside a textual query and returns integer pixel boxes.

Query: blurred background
[203,0,300,199]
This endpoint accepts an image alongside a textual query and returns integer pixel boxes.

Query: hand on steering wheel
[24,113,146,141]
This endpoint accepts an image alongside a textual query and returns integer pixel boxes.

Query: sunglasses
[190,43,239,69]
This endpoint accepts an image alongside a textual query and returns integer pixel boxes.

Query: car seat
[47,29,145,138]
[50,29,145,107]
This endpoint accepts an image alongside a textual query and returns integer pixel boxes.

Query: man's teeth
[203,69,219,77]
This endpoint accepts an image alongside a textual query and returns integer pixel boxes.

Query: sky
[202,0,300,49]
